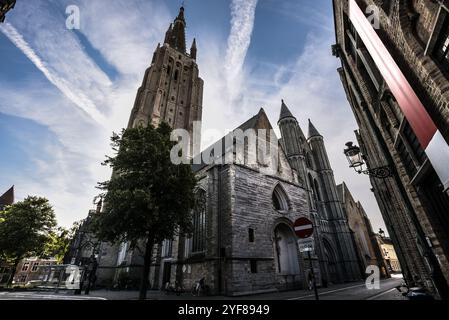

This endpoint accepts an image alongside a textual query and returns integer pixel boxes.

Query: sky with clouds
[0,0,387,233]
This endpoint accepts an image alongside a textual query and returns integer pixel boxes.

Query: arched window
[306,153,313,168]
[308,174,317,207]
[313,179,321,201]
[272,184,289,211]
[162,239,173,258]
[192,189,206,253]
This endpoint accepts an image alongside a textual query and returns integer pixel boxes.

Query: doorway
[274,223,300,275]
[162,262,172,287]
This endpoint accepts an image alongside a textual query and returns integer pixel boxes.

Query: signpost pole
[307,250,319,300]
[294,216,319,300]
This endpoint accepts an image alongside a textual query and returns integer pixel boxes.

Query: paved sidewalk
[0,278,405,300]
[84,277,404,300]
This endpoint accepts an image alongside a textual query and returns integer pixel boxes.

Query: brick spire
[166,6,187,53]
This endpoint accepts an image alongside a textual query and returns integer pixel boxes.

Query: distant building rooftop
[0,186,14,209]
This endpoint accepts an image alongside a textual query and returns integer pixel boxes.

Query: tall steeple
[308,120,331,171]
[165,6,187,53]
[190,38,197,60]
[164,23,173,44]
[278,100,308,186]
[127,4,203,157]
[279,99,295,121]
[308,119,322,138]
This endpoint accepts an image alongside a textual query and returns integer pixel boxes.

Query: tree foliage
[92,122,197,299]
[44,224,80,264]
[0,196,57,266]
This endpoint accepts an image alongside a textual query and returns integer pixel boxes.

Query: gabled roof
[0,186,14,206]
[192,108,275,172]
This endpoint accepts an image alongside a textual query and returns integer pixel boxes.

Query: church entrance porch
[274,223,303,290]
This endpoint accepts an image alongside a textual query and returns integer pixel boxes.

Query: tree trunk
[7,258,20,287]
[139,236,154,300]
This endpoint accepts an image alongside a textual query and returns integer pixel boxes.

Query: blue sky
[0,0,387,233]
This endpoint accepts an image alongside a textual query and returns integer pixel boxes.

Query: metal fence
[30,265,84,291]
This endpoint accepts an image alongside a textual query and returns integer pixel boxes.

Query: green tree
[0,196,57,286]
[92,122,197,300]
[44,224,80,264]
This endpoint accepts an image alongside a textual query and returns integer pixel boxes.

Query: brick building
[332,0,449,298]
[337,182,389,278]
[376,234,401,273]
[12,257,58,285]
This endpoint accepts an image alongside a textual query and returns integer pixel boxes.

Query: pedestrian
[76,265,87,295]
[308,270,313,291]
[84,255,98,295]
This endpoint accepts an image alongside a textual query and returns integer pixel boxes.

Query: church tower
[127,6,203,155]
[278,100,309,187]
[308,120,361,281]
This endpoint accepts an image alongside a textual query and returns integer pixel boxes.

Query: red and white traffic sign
[294,217,314,239]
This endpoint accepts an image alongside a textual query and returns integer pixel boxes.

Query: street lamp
[343,142,392,179]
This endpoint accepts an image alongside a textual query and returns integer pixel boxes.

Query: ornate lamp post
[343,142,392,179]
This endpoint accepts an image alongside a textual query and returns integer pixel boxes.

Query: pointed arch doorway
[274,223,300,276]
[323,238,338,284]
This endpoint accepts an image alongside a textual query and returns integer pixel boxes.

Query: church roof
[308,119,322,138]
[278,100,295,122]
[236,110,260,132]
[0,186,14,207]
[192,108,274,172]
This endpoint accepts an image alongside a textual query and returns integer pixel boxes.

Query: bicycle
[164,281,183,296]
[395,282,434,300]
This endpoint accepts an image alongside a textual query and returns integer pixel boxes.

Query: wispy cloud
[265,0,334,32]
[0,0,170,226]
[0,22,106,123]
[224,0,258,103]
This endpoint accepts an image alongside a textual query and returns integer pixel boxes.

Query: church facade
[95,7,362,295]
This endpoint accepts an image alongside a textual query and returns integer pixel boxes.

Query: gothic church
[96,7,361,295]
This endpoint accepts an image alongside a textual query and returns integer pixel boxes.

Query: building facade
[0,263,13,285]
[337,182,388,277]
[332,0,449,298]
[277,102,361,287]
[94,6,362,295]
[145,106,362,295]
[376,234,401,273]
[13,257,58,285]
[0,0,16,23]
[0,186,14,285]
[65,208,101,267]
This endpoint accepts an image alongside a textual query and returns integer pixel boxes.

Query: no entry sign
[294,217,314,239]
